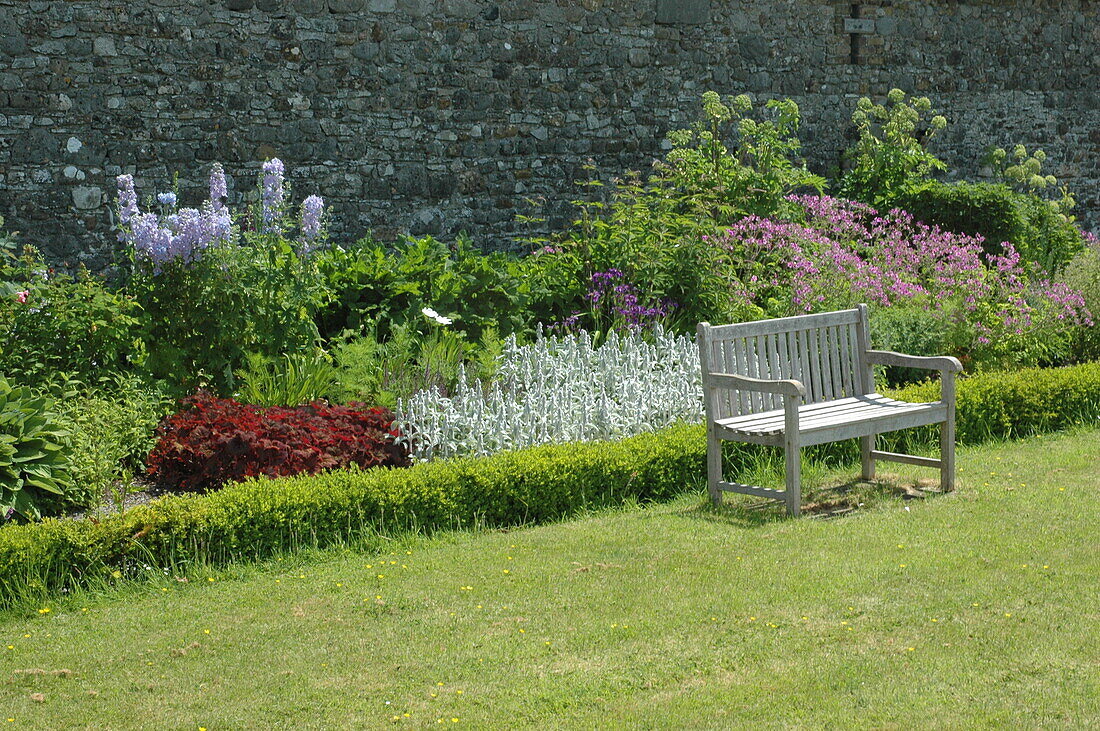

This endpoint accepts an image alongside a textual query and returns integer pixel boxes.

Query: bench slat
[704,308,860,339]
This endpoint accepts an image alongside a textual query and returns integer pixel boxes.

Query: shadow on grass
[675,473,945,529]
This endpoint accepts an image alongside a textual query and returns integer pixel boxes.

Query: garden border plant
[1,361,1098,610]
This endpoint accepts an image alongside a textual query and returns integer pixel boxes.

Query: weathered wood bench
[697,305,962,516]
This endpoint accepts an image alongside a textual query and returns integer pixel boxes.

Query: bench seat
[715,393,946,447]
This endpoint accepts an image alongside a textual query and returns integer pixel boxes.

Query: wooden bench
[697,305,962,516]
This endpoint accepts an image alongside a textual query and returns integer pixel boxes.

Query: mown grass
[1,428,1097,728]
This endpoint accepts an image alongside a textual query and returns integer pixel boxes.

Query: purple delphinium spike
[116,174,139,226]
[157,192,177,208]
[261,158,286,234]
[300,194,324,250]
[209,162,228,210]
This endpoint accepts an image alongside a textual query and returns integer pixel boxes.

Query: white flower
[421,307,453,326]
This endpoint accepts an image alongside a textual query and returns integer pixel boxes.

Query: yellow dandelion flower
[207,577,214,582]
[502,570,510,574]
[204,629,211,634]
[907,647,915,652]
[38,607,50,614]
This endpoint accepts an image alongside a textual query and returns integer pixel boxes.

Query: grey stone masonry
[0,0,1097,267]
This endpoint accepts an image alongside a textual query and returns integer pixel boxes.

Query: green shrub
[0,375,76,521]
[0,244,142,391]
[891,181,1026,255]
[892,180,1085,272]
[839,89,947,208]
[891,362,1100,441]
[2,362,1098,608]
[1059,235,1100,361]
[55,378,171,512]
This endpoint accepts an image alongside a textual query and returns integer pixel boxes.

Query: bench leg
[706,426,723,507]
[783,399,801,516]
[940,416,956,493]
[860,433,876,481]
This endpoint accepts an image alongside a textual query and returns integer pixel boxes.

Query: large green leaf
[23,473,63,495]
[12,488,41,520]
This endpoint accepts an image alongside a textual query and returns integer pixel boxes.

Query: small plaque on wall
[843,18,876,34]
[656,0,710,25]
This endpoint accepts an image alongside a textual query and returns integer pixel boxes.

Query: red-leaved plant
[147,391,409,492]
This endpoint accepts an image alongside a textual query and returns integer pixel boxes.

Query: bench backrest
[697,306,874,418]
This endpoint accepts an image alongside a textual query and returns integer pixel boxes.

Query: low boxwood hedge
[2,362,1098,609]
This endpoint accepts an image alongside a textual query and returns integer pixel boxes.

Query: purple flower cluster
[716,194,1092,346]
[129,203,232,267]
[117,169,234,268]
[299,194,325,251]
[585,269,677,331]
[261,158,286,234]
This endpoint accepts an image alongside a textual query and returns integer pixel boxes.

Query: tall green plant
[120,160,330,396]
[841,88,947,207]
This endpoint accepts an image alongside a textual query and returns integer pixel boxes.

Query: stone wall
[0,0,1097,267]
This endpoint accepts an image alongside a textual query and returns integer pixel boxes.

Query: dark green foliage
[0,245,142,391]
[130,236,328,397]
[892,180,1085,271]
[316,235,534,343]
[3,362,1099,607]
[891,181,1026,254]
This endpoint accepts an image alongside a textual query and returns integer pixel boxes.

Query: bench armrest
[706,372,807,398]
[864,350,963,373]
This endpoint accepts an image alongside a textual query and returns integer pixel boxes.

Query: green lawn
[2,429,1098,728]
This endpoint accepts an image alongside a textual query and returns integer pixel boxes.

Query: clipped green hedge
[1,362,1098,609]
[890,361,1100,442]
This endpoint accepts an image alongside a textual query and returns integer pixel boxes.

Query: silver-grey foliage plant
[396,326,703,461]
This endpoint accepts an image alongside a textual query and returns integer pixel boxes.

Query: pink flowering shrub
[715,195,1092,370]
